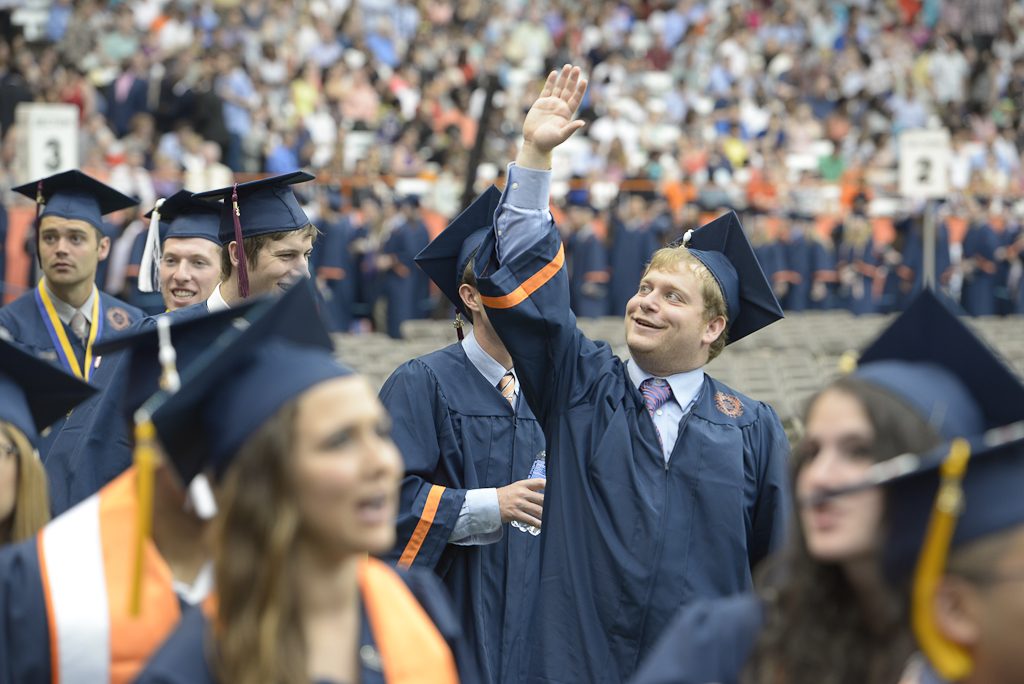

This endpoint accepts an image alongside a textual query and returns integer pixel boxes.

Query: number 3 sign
[898,129,951,200]
[14,103,79,182]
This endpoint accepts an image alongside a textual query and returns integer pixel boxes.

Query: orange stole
[359,557,459,683]
[100,468,182,684]
[38,468,182,684]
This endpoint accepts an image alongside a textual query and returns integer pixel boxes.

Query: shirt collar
[206,282,230,313]
[626,356,705,411]
[461,328,514,388]
[43,279,97,325]
[173,561,214,606]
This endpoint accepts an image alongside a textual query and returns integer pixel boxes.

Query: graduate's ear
[228,241,241,267]
[97,235,112,261]
[458,283,482,318]
[702,314,727,346]
[932,575,983,649]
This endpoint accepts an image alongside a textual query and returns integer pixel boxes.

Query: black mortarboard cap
[13,170,138,231]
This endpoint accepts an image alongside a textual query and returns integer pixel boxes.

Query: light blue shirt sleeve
[494,163,554,263]
[449,487,503,545]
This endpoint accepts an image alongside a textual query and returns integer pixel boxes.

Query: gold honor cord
[912,437,974,680]
[37,280,101,381]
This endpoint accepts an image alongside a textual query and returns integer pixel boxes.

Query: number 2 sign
[898,129,951,199]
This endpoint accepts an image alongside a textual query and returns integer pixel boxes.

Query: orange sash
[359,557,460,683]
[38,468,181,684]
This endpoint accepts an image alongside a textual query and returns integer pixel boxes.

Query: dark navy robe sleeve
[629,595,764,684]
[379,360,468,568]
[745,403,791,568]
[0,539,53,684]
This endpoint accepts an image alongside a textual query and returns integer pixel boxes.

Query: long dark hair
[212,400,307,684]
[743,376,942,684]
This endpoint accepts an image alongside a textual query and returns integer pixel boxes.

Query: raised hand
[518,64,588,169]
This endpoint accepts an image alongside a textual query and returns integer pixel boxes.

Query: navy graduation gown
[381,220,430,339]
[473,224,789,683]
[0,288,143,512]
[316,216,360,332]
[961,222,999,316]
[135,568,479,684]
[378,343,544,684]
[0,537,50,683]
[780,235,813,311]
[125,231,165,315]
[630,595,764,684]
[566,229,609,318]
[608,221,659,316]
[809,239,837,310]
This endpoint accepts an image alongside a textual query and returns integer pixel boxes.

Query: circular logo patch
[106,306,130,331]
[714,391,744,418]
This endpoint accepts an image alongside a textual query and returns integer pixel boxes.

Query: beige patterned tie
[69,311,89,344]
[497,371,516,405]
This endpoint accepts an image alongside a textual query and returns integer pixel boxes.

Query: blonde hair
[0,423,50,544]
[644,246,730,361]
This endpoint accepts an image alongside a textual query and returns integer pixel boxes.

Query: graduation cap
[192,171,316,299]
[12,169,138,231]
[852,290,1024,440]
[676,211,784,343]
[415,185,502,336]
[146,278,342,486]
[0,337,96,447]
[92,300,263,419]
[137,190,223,293]
[871,422,1024,681]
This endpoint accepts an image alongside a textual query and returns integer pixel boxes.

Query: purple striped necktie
[640,377,672,416]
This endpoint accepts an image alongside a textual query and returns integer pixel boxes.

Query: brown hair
[459,254,477,324]
[643,247,730,361]
[742,377,943,684]
[0,423,50,545]
[212,401,306,684]
[220,225,319,280]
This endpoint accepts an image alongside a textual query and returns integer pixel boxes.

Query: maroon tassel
[231,183,249,299]
[34,180,44,221]
[453,311,465,341]
[32,180,45,268]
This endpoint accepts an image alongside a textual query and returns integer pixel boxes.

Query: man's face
[159,237,222,311]
[244,231,315,298]
[38,216,108,289]
[623,264,723,375]
[966,527,1024,684]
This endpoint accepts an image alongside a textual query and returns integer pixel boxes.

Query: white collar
[626,356,705,410]
[43,279,97,325]
[206,282,231,313]
[461,328,515,388]
[172,561,214,606]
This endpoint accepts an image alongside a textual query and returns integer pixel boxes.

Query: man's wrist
[516,141,553,170]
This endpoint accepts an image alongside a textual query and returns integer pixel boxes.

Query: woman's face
[0,431,18,527]
[291,376,403,558]
[796,389,885,564]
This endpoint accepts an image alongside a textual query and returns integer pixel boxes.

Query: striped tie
[640,377,672,416]
[498,371,516,405]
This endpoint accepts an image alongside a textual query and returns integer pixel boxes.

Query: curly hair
[742,376,942,684]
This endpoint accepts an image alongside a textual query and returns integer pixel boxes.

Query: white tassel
[138,198,165,293]
[187,474,218,520]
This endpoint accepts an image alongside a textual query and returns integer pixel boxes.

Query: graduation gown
[124,231,166,315]
[316,216,360,331]
[608,222,659,316]
[472,220,789,683]
[630,595,764,684]
[379,343,544,684]
[960,222,999,316]
[381,220,431,339]
[780,235,812,312]
[0,286,143,512]
[0,468,187,684]
[566,228,609,318]
[135,561,479,684]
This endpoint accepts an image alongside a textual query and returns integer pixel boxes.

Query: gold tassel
[130,417,157,616]
[911,437,973,680]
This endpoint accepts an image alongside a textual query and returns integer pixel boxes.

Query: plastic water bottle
[511,450,546,536]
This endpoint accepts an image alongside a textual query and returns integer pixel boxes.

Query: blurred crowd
[0,0,1022,332]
